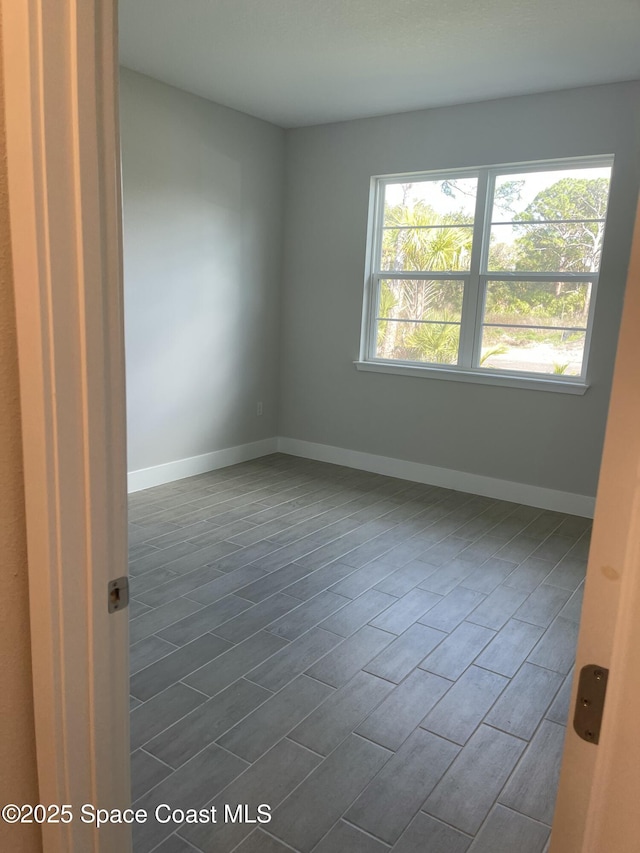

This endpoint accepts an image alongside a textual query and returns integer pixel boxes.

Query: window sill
[354,360,589,395]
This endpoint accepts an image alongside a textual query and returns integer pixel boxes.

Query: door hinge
[573,664,609,744]
[108,576,129,613]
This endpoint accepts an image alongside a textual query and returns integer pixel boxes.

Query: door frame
[4,2,640,853]
[2,2,131,851]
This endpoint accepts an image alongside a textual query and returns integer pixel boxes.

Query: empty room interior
[120,3,640,852]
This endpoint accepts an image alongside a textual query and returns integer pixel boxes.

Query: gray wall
[120,68,285,472]
[279,82,640,497]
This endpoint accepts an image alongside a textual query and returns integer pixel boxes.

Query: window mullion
[472,172,496,367]
[459,170,489,368]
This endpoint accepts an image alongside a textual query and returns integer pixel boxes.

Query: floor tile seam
[377,593,445,627]
[273,484,426,530]
[138,751,268,853]
[235,564,360,605]
[526,613,579,667]
[343,755,462,847]
[485,651,561,686]
[364,621,452,674]
[130,683,221,746]
[224,513,343,548]
[307,533,430,578]
[334,816,394,848]
[340,665,458,748]
[220,490,384,539]
[129,553,214,580]
[300,669,344,690]
[350,723,427,755]
[464,609,526,633]
[129,571,183,598]
[263,521,402,566]
[418,720,470,749]
[131,735,251,809]
[260,618,347,644]
[186,735,323,822]
[186,744,330,853]
[131,540,245,581]
[147,831,204,853]
[282,686,401,763]
[131,633,261,705]
[489,799,555,830]
[230,519,389,573]
[436,798,549,851]
[542,577,586,593]
[187,639,298,698]
[129,495,248,527]
[241,658,336,695]
[495,715,568,799]
[130,629,238,690]
[224,484,391,536]
[135,596,250,645]
[282,735,326,760]
[129,603,211,645]
[183,521,264,547]
[418,635,498,683]
[251,827,304,853]
[195,501,291,527]
[418,800,478,838]
[482,672,571,743]
[480,719,539,745]
[182,484,315,521]
[128,544,162,559]
[419,659,509,736]
[136,736,252,803]
[137,569,253,608]
[358,661,411,686]
[212,674,343,758]
[176,482,311,513]
[159,587,307,645]
[146,517,260,549]
[506,604,571,630]
[234,486,339,516]
[176,679,221,700]
[138,745,175,771]
[417,603,491,635]
[361,618,406,639]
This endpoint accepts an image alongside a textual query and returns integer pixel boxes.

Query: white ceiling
[119,0,640,128]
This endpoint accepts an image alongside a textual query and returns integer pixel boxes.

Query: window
[358,157,613,392]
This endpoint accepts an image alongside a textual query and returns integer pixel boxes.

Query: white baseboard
[277,436,596,518]
[128,434,596,517]
[127,438,279,493]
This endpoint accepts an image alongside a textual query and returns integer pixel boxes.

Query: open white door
[3,1,131,852]
[550,197,640,853]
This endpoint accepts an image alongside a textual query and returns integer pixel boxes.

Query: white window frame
[356,155,615,394]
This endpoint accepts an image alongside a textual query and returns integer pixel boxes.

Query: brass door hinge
[573,664,609,744]
[108,577,129,613]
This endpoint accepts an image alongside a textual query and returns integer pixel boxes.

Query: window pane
[480,326,586,376]
[488,222,606,273]
[484,281,591,328]
[376,320,460,365]
[488,166,611,274]
[381,226,474,271]
[377,279,464,322]
[384,177,477,227]
[491,167,612,223]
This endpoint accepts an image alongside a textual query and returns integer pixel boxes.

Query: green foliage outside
[377,176,608,369]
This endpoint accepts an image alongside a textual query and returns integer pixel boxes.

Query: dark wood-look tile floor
[128,454,588,853]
